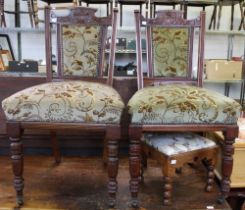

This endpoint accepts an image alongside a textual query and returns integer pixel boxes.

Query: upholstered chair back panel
[62,25,100,77]
[152,27,189,77]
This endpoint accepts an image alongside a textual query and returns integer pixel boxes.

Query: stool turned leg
[163,176,172,206]
[205,160,215,192]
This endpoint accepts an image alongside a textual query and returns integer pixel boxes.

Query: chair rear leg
[50,131,61,164]
[7,122,24,206]
[103,137,108,166]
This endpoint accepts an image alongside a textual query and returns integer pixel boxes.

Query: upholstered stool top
[128,84,241,124]
[142,132,216,156]
[2,81,125,124]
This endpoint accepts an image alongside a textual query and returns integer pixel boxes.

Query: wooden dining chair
[128,9,241,207]
[1,6,124,207]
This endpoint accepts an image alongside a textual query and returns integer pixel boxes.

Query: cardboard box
[204,59,243,80]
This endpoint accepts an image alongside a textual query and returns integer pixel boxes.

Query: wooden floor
[0,155,231,210]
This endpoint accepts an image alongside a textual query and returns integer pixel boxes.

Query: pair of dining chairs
[1,5,241,208]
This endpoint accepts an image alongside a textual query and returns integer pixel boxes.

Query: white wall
[2,1,245,99]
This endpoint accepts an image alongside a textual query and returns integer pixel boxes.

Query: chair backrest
[134,9,205,89]
[45,6,118,86]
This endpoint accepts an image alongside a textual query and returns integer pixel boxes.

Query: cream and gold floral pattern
[2,81,124,123]
[142,132,216,156]
[128,84,241,124]
[152,27,189,77]
[62,25,100,77]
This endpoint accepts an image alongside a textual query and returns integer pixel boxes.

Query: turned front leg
[219,126,238,203]
[107,138,118,208]
[8,122,24,206]
[129,127,141,208]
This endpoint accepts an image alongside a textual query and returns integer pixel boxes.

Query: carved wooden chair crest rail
[1,6,124,208]
[128,9,241,207]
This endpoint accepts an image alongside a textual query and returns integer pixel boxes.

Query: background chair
[181,0,218,19]
[1,6,124,207]
[209,0,245,30]
[128,9,241,207]
[0,0,38,27]
[116,0,147,26]
[79,0,113,16]
[238,0,245,30]
[150,0,181,18]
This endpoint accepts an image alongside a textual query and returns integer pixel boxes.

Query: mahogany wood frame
[129,9,239,207]
[7,6,120,207]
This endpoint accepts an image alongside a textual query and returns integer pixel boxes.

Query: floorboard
[0,156,231,210]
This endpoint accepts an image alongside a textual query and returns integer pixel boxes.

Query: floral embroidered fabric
[142,132,216,156]
[62,25,100,77]
[2,81,124,123]
[152,27,189,77]
[128,84,241,124]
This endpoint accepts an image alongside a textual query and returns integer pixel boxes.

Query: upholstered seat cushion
[128,84,241,124]
[2,81,124,123]
[142,132,216,156]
